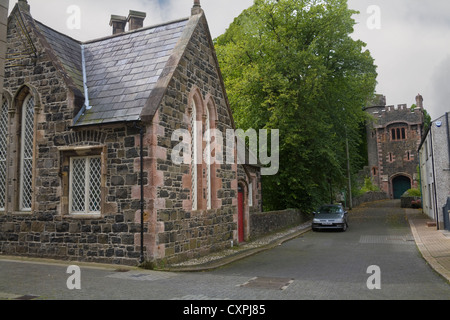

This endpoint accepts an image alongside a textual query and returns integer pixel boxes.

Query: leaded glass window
[0,100,8,211]
[19,95,34,211]
[69,156,101,214]
[190,101,198,211]
[205,106,211,210]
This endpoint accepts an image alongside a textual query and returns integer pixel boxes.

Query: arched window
[190,100,198,211]
[19,95,35,211]
[189,90,219,211]
[205,106,212,210]
[0,99,8,211]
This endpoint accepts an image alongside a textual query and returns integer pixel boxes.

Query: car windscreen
[318,206,342,214]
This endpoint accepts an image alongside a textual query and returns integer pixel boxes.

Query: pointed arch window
[19,95,35,211]
[189,91,219,212]
[205,106,212,210]
[0,99,8,211]
[190,100,198,211]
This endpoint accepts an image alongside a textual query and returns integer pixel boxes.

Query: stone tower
[365,94,425,199]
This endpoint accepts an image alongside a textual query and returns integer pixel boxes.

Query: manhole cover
[240,277,294,290]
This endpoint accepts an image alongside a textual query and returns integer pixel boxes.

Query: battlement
[365,94,424,128]
[370,103,418,113]
[365,94,423,113]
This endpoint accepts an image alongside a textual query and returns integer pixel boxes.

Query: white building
[418,112,450,230]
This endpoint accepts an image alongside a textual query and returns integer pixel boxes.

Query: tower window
[391,127,407,141]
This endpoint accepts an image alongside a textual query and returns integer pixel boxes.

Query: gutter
[81,44,91,110]
[72,45,91,126]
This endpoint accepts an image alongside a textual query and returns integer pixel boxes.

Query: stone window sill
[62,214,102,220]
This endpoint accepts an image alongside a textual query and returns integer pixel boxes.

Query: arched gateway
[392,175,411,199]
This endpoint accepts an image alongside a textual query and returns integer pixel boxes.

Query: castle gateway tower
[365,94,425,199]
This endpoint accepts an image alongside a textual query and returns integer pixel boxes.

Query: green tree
[422,108,432,132]
[215,0,378,211]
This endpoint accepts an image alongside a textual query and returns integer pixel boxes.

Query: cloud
[7,0,449,119]
[430,55,450,119]
[348,0,450,119]
[10,0,165,41]
[10,0,254,40]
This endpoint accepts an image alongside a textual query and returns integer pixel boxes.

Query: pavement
[408,213,450,283]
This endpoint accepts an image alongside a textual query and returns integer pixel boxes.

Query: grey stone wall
[352,191,389,208]
[0,0,8,98]
[0,10,144,265]
[249,209,311,240]
[0,9,262,267]
[150,14,242,264]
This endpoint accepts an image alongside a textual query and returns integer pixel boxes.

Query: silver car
[312,204,348,232]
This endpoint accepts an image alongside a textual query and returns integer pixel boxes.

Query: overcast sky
[8,0,450,119]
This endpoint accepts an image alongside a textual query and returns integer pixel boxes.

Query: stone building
[0,0,262,266]
[419,113,450,230]
[365,94,425,199]
[0,0,8,98]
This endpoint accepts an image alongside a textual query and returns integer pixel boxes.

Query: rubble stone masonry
[0,7,261,266]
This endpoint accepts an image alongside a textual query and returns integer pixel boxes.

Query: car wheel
[342,223,347,232]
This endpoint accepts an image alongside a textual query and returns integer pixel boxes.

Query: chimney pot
[110,15,127,35]
[127,10,146,31]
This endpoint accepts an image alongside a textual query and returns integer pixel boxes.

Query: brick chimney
[127,10,146,31]
[415,94,423,109]
[110,15,127,35]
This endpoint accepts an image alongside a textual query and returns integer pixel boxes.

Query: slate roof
[35,21,84,94]
[34,17,189,126]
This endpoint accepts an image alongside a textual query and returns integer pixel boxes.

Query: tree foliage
[215,0,378,211]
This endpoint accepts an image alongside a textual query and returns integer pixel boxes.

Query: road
[1,200,450,301]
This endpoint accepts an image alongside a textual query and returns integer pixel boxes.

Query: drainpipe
[133,122,145,264]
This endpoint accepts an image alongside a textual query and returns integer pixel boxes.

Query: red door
[238,185,244,242]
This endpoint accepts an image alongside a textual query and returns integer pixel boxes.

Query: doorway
[392,175,411,199]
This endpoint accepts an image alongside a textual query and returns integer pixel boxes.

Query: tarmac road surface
[1,200,449,300]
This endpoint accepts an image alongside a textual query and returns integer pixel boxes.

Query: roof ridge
[83,16,190,45]
[34,16,190,46]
